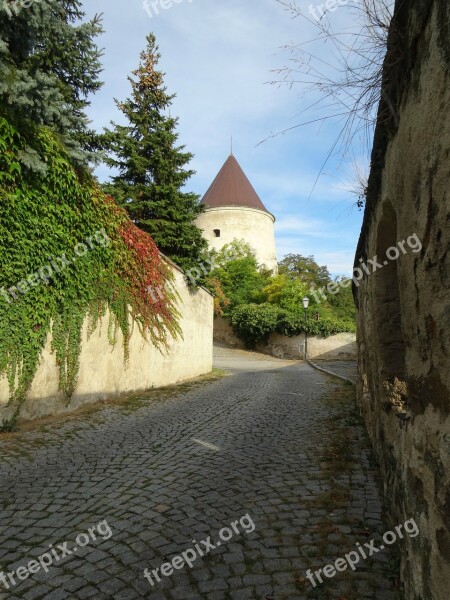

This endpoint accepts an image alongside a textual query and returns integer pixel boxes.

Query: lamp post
[302,296,310,361]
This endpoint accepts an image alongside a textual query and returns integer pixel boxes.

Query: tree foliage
[260,274,308,312]
[277,254,356,322]
[206,247,269,313]
[278,254,331,286]
[205,244,356,347]
[0,0,104,165]
[103,33,207,273]
[327,277,356,321]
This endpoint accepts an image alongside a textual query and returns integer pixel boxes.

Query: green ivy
[0,118,180,427]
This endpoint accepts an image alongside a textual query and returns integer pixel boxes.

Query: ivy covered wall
[0,117,181,429]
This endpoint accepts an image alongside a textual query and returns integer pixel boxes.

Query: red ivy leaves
[102,195,181,348]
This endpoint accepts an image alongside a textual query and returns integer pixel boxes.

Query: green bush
[230,303,355,348]
[207,248,269,313]
[276,310,356,337]
[230,304,281,347]
[260,274,309,312]
[207,245,356,328]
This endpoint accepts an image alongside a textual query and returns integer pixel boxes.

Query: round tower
[196,154,277,271]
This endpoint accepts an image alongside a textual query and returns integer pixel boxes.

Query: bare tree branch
[263,0,394,206]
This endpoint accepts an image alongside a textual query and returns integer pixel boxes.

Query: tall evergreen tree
[0,0,104,166]
[103,33,207,274]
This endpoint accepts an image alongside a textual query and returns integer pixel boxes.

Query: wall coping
[159,252,214,298]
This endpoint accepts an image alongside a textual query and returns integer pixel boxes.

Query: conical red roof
[201,155,269,213]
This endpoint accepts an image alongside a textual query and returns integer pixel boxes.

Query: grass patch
[0,417,19,433]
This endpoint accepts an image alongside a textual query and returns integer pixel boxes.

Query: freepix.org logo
[308,0,350,22]
[0,520,113,590]
[3,0,42,18]
[310,233,422,305]
[0,229,110,307]
[143,0,193,19]
[143,514,256,587]
[305,518,420,588]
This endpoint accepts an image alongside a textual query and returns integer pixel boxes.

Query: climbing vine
[0,117,181,426]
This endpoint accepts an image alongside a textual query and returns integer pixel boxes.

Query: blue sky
[83,0,368,275]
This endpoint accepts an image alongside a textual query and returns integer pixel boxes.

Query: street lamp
[302,296,310,361]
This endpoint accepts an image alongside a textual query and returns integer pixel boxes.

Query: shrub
[276,311,356,337]
[208,254,269,312]
[261,274,309,312]
[230,304,282,347]
[230,303,355,348]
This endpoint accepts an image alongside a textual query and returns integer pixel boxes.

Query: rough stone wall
[0,264,214,424]
[195,206,278,271]
[355,1,450,598]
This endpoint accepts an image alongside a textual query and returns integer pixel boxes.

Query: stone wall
[355,1,450,598]
[213,316,246,349]
[304,332,357,361]
[0,264,214,424]
[214,317,357,360]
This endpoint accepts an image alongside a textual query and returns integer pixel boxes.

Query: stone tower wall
[196,206,278,271]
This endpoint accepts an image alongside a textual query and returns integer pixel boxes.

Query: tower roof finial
[230,135,233,156]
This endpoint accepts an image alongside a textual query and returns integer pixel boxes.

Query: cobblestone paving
[0,346,398,600]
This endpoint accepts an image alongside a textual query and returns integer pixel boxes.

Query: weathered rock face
[355,1,450,598]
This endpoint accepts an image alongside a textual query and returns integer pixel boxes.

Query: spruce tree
[0,0,104,166]
[103,33,207,274]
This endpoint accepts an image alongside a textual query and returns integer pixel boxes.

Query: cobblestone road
[0,346,398,600]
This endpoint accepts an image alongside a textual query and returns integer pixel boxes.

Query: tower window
[213,229,221,238]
